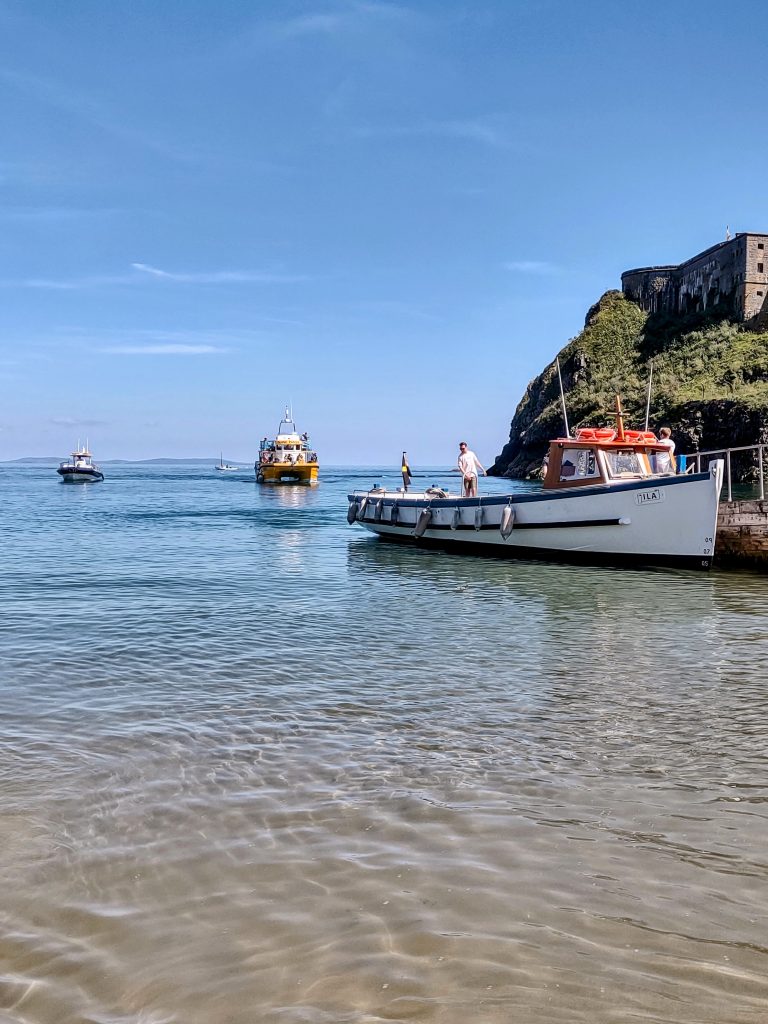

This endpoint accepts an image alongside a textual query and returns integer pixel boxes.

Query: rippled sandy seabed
[1,464,767,1024]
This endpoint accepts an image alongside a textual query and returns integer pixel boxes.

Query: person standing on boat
[457,441,486,497]
[655,427,676,475]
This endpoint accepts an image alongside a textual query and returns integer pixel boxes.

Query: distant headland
[3,458,236,465]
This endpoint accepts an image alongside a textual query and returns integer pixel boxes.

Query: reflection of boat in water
[255,408,318,484]
[346,532,718,613]
[215,452,239,472]
[347,407,724,570]
[57,444,104,484]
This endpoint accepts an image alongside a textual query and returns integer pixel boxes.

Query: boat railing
[259,442,313,453]
[260,452,318,464]
[685,443,766,502]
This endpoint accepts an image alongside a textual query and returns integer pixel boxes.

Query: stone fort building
[621,232,768,324]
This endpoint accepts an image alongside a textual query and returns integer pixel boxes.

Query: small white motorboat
[57,444,104,484]
[347,411,724,570]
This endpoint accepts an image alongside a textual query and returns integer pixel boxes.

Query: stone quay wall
[716,500,768,569]
[621,233,768,325]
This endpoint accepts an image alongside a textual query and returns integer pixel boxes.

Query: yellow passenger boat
[255,409,319,484]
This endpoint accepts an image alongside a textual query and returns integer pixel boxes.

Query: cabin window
[559,448,599,481]
[604,449,644,477]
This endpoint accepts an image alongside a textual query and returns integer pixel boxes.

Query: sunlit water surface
[1,464,767,1024]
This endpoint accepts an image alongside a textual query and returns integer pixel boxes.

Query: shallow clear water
[1,464,767,1024]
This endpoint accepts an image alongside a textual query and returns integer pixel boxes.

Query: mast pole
[556,358,570,438]
[615,394,626,441]
[643,360,654,432]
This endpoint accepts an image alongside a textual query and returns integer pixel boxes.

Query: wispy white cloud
[131,262,306,284]
[248,2,416,44]
[0,273,137,290]
[50,416,109,427]
[426,118,507,148]
[446,185,492,197]
[354,115,508,148]
[276,12,348,38]
[50,327,272,350]
[0,160,48,186]
[0,206,123,222]
[350,299,442,322]
[20,325,239,356]
[0,263,306,290]
[98,344,229,356]
[0,68,198,163]
[503,260,559,274]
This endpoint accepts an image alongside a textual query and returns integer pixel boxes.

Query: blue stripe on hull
[358,516,623,531]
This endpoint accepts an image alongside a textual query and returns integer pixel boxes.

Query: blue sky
[1,0,766,463]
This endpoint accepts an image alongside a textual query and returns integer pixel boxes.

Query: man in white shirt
[655,426,676,475]
[457,441,486,497]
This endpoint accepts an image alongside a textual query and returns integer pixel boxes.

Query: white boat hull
[348,464,723,570]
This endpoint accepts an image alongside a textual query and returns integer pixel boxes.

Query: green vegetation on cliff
[490,291,768,478]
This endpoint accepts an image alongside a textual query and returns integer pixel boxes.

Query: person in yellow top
[457,441,486,497]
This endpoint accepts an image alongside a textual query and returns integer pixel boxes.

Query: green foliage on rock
[490,291,768,478]
[652,322,768,408]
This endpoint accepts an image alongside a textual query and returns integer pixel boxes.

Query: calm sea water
[1,463,767,1024]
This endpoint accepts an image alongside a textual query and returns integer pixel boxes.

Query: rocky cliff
[489,291,768,480]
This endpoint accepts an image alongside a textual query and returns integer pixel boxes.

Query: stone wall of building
[620,264,678,314]
[742,234,768,321]
[621,233,768,324]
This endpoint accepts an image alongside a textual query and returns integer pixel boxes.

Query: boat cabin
[64,446,95,469]
[258,413,318,466]
[543,428,674,490]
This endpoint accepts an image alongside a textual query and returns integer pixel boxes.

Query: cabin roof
[551,430,668,450]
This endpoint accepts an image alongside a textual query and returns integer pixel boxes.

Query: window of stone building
[757,291,764,297]
[759,243,764,249]
[759,263,764,273]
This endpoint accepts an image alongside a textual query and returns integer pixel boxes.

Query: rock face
[490,290,768,480]
[488,366,566,480]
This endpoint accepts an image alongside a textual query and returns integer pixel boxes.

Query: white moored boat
[57,444,104,484]
[347,418,724,570]
[215,452,239,472]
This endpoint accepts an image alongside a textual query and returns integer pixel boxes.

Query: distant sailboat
[215,452,239,472]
